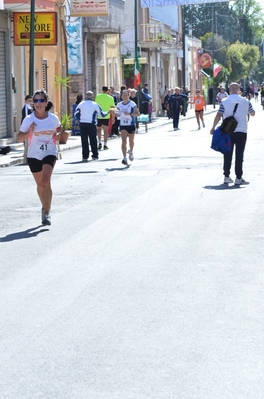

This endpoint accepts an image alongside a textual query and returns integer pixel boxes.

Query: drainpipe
[84,35,88,92]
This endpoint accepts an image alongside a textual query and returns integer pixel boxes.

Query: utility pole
[29,0,35,96]
[135,0,140,106]
[212,4,215,109]
[182,5,186,89]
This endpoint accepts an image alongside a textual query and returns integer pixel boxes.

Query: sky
[256,0,264,9]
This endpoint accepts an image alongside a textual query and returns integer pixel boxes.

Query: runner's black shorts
[97,119,109,127]
[119,125,135,134]
[27,155,56,173]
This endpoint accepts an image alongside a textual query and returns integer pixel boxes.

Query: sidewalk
[0,105,216,168]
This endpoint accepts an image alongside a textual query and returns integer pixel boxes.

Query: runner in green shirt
[95,86,115,150]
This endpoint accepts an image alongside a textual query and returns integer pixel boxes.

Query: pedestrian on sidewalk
[141,83,152,115]
[168,87,183,131]
[210,82,255,186]
[17,89,61,226]
[75,91,113,162]
[148,101,154,123]
[116,90,140,165]
[189,89,206,130]
[21,94,33,123]
[164,89,172,119]
[180,88,188,116]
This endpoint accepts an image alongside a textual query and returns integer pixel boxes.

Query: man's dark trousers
[172,110,180,129]
[223,132,247,179]
[80,122,98,160]
[142,102,149,114]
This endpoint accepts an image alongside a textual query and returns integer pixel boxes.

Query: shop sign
[70,0,109,17]
[199,53,212,69]
[13,12,57,46]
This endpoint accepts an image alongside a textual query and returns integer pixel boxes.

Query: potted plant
[59,112,72,144]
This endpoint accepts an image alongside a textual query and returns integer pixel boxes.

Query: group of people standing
[161,87,206,131]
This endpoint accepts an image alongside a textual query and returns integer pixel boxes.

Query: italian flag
[214,63,222,78]
[134,56,140,88]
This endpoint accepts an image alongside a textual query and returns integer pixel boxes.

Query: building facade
[2,0,67,142]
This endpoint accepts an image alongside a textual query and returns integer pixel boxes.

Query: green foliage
[184,2,236,42]
[61,112,72,131]
[185,1,263,83]
[200,33,228,66]
[184,0,264,45]
[54,75,71,89]
[122,52,144,82]
[226,41,260,81]
[231,0,264,44]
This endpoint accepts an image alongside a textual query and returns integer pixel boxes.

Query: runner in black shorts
[17,90,61,226]
[116,90,140,165]
[27,155,56,173]
[97,119,109,127]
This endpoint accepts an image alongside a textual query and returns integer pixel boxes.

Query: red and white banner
[141,0,230,6]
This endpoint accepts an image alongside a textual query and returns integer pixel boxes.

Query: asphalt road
[1,104,264,398]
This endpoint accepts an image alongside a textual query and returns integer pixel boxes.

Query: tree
[200,33,228,66]
[184,0,264,46]
[184,3,236,43]
[231,0,264,44]
[226,42,260,82]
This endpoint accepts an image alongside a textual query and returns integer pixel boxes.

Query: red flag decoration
[214,63,222,78]
[134,56,140,88]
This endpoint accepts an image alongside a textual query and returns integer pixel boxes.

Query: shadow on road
[55,170,98,174]
[0,226,49,242]
[98,158,118,162]
[106,165,131,172]
[204,184,244,190]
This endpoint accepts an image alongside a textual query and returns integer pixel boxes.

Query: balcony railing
[140,23,173,44]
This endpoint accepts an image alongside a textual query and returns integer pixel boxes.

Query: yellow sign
[14,12,57,46]
[70,0,109,17]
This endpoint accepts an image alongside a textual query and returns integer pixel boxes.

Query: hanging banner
[141,0,229,6]
[70,0,109,17]
[13,12,57,46]
[66,17,83,74]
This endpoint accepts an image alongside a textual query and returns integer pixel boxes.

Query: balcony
[84,0,125,34]
[140,22,181,50]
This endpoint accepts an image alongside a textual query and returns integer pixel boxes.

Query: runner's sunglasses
[33,98,45,103]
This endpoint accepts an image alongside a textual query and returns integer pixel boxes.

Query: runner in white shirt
[17,90,61,226]
[116,90,140,165]
[216,87,228,103]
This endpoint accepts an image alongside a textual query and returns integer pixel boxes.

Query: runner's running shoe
[127,150,134,161]
[42,213,51,226]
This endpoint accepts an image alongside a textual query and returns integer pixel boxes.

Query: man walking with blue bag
[210,83,255,185]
